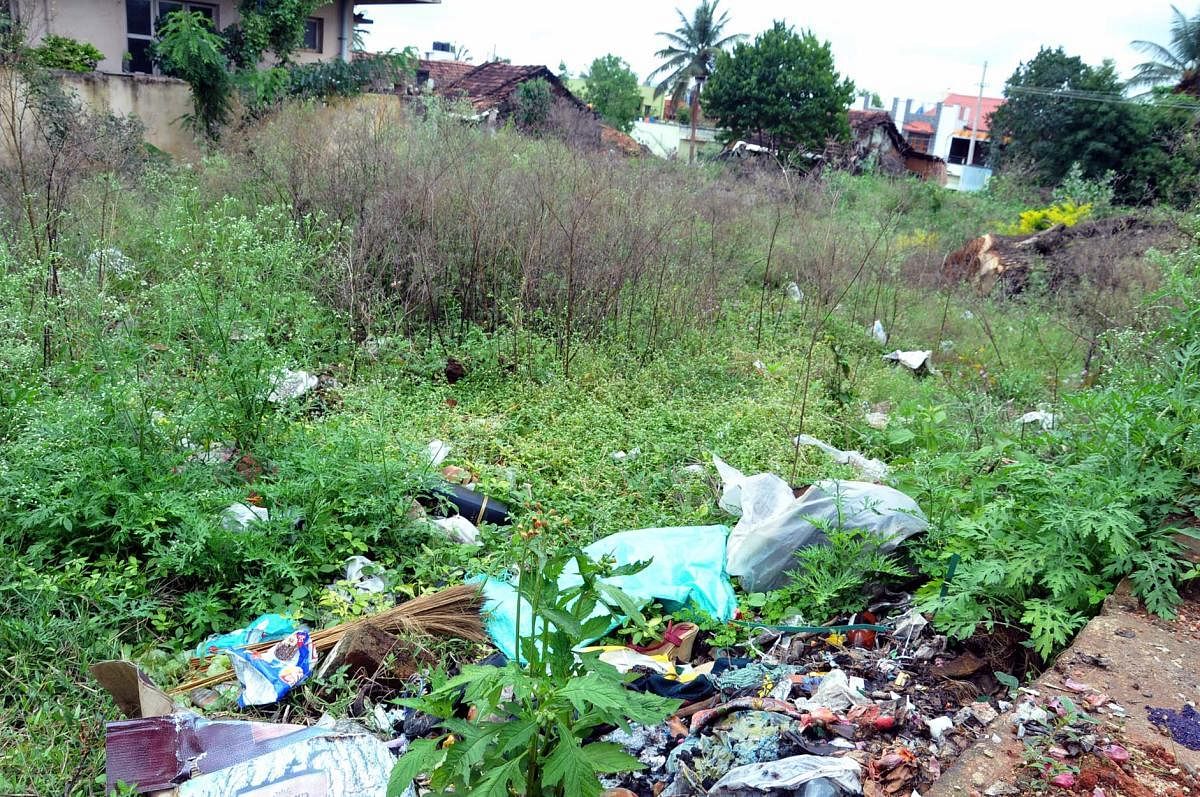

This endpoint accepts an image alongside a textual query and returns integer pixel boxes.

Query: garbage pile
[91,453,1031,797]
[590,604,1014,796]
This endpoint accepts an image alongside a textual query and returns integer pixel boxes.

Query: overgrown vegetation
[1,68,1198,792]
[30,34,103,72]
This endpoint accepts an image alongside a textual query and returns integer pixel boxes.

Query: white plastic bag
[715,456,926,592]
[793,434,889,482]
[431,515,481,545]
[267,369,318,403]
[220,502,269,531]
[871,319,887,344]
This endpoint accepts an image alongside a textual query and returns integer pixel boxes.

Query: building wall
[16,0,348,73]
[61,70,199,158]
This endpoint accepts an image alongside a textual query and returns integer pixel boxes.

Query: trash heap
[91,450,1034,796]
[588,604,1014,796]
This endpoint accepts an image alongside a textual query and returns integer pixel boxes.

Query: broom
[171,584,487,695]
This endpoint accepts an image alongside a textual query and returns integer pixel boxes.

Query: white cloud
[360,0,1176,103]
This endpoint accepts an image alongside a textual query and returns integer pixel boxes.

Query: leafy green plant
[756,528,909,625]
[388,513,679,797]
[30,35,103,72]
[154,10,231,139]
[513,77,553,132]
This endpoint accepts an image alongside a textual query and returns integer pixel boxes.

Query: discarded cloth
[478,525,737,660]
[715,456,927,592]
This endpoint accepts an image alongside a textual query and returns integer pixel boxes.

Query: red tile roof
[442,62,587,112]
[942,93,1004,133]
[903,120,934,135]
[416,59,476,87]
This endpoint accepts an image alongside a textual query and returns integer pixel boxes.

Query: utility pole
[965,61,987,167]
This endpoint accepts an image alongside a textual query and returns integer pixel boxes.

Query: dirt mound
[944,215,1182,296]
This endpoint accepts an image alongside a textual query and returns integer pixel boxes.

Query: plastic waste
[345,555,385,593]
[426,439,450,467]
[428,482,512,525]
[926,715,953,739]
[793,669,870,713]
[793,434,889,482]
[871,319,887,344]
[1018,410,1056,431]
[708,754,862,795]
[193,613,296,658]
[228,629,315,707]
[883,349,934,373]
[178,731,396,796]
[431,515,482,545]
[477,525,737,660]
[105,713,322,793]
[612,447,642,462]
[715,456,927,592]
[220,502,269,532]
[786,282,803,303]
[865,411,889,430]
[88,246,134,279]
[267,368,318,403]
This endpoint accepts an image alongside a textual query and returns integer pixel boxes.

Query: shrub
[512,77,553,131]
[1008,200,1092,234]
[30,35,103,72]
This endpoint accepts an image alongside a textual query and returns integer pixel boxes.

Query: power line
[1005,85,1200,110]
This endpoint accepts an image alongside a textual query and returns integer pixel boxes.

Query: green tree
[1131,5,1200,95]
[989,47,1142,190]
[154,10,231,139]
[702,22,854,155]
[649,0,744,162]
[582,54,642,132]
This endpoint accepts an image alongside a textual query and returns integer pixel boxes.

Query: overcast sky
[361,1,1176,105]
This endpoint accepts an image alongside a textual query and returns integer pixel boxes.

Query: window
[124,0,217,73]
[302,18,323,52]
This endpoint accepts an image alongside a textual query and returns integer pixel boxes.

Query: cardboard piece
[90,660,176,719]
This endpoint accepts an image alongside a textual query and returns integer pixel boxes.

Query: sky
[361,0,1177,106]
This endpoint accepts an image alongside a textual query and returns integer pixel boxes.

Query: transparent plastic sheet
[715,456,927,593]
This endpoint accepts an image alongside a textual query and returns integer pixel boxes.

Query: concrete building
[10,0,439,74]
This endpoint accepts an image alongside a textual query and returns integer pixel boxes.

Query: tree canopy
[583,55,643,133]
[649,0,743,107]
[991,46,1200,206]
[1131,4,1200,95]
[702,21,854,154]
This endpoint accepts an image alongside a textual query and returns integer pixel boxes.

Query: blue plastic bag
[193,613,296,658]
[478,525,737,660]
[227,629,315,707]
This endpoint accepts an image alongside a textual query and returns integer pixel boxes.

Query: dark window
[126,37,154,73]
[432,41,452,53]
[303,18,323,51]
[126,0,152,35]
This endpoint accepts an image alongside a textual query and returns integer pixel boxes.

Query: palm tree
[1130,5,1200,96]
[649,0,743,162]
